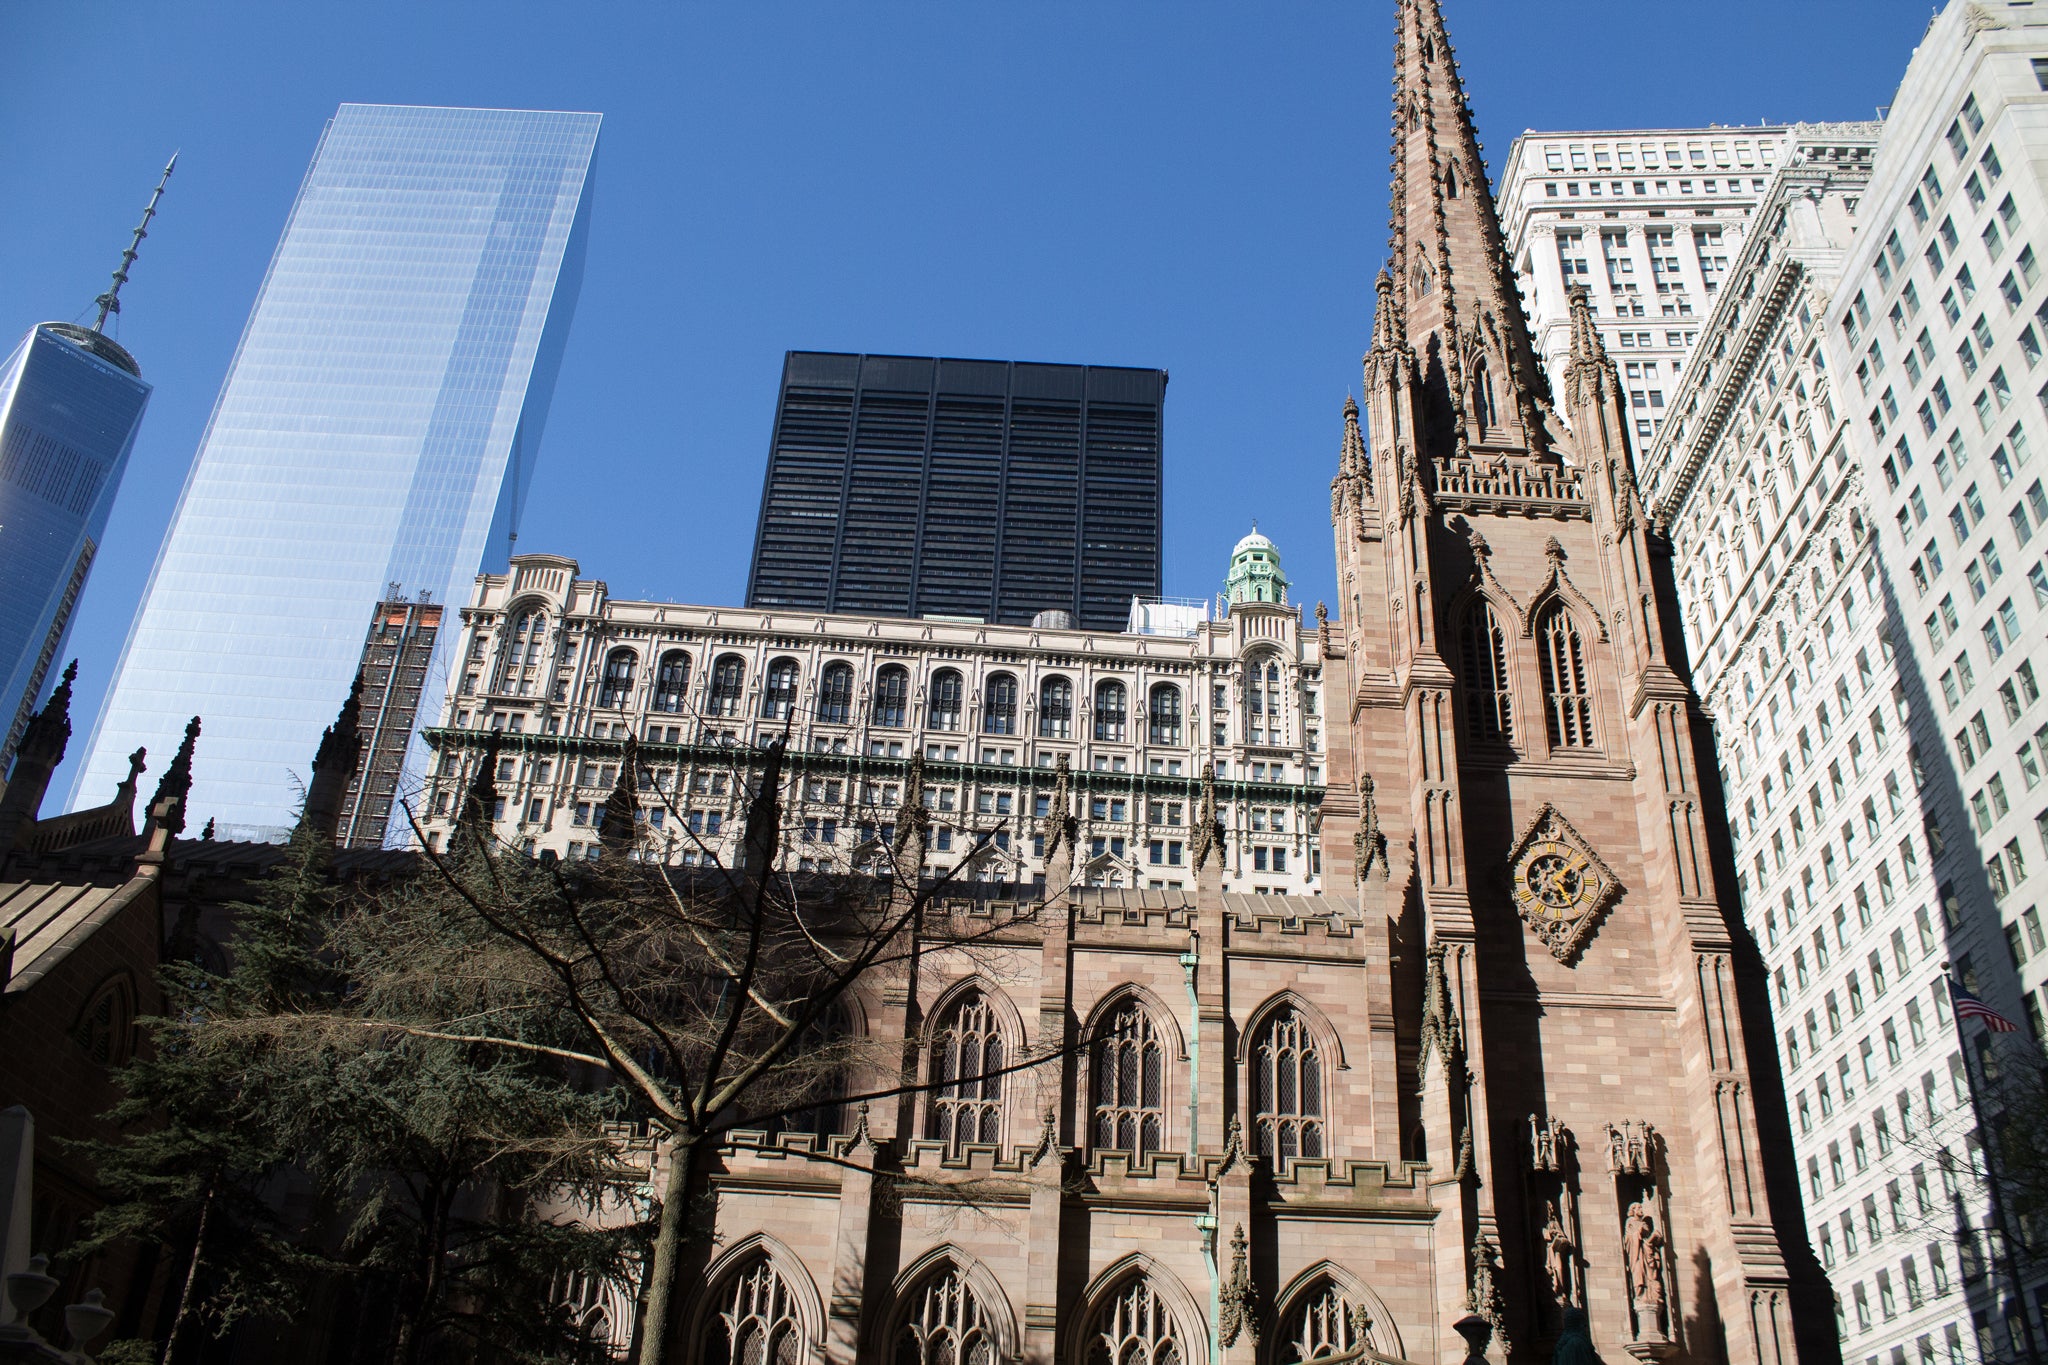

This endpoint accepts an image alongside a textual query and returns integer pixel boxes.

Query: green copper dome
[1225,527,1289,606]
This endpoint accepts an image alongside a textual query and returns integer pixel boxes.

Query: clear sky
[4,0,1938,804]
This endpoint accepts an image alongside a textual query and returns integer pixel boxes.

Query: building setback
[71,104,599,841]
[746,352,1165,633]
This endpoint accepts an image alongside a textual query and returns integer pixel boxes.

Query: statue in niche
[1624,1198,1666,1315]
[1541,1200,1574,1304]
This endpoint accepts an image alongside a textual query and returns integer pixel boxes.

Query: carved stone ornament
[1218,1223,1260,1346]
[1505,804,1623,963]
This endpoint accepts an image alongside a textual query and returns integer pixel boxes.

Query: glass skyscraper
[0,324,152,769]
[72,104,600,839]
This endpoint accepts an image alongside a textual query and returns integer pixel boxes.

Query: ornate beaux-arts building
[497,2,1836,1362]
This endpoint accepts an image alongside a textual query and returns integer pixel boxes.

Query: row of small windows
[588,648,1231,744]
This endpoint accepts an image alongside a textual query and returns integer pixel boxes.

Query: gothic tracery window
[1277,1283,1371,1365]
[1092,1000,1165,1159]
[1251,1006,1324,1164]
[1538,606,1595,748]
[703,1255,805,1365]
[927,989,1004,1155]
[893,1268,996,1365]
[1458,601,1514,744]
[1084,1278,1182,1365]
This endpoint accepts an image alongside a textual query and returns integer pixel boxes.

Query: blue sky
[4,0,1937,801]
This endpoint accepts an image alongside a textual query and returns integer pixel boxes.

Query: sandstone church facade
[661,1,1834,1362]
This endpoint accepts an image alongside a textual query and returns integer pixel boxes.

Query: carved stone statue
[1542,1200,1574,1304]
[1624,1198,1666,1311]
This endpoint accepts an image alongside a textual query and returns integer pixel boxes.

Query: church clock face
[1521,841,1600,924]
[1506,806,1623,963]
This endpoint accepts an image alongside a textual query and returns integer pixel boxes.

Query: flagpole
[1944,966,2043,1364]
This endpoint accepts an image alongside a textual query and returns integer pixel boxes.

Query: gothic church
[673,1,1832,1362]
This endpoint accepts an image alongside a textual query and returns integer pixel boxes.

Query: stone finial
[598,734,640,850]
[148,717,199,838]
[1544,536,1566,563]
[299,674,364,845]
[894,749,930,859]
[1466,527,1490,560]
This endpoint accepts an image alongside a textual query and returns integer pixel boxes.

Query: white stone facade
[414,553,1330,897]
[1635,120,2003,1363]
[1814,4,2048,1357]
[1499,126,1789,444]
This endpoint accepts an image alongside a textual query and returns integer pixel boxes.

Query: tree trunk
[396,1186,453,1365]
[161,1172,217,1365]
[634,1132,698,1365]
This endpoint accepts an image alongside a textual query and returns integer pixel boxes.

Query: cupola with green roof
[1224,526,1289,606]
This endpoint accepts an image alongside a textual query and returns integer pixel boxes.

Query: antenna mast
[93,153,177,334]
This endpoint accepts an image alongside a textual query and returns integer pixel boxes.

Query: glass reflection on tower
[0,325,152,767]
[72,104,600,839]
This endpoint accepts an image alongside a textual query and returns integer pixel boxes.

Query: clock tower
[1318,0,1836,1360]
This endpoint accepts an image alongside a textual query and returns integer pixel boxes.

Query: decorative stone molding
[1218,1223,1260,1347]
[1505,804,1623,963]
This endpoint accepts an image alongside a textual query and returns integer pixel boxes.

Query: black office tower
[746,353,1165,631]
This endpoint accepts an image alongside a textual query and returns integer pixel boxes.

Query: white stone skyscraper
[1817,3,2048,1354]
[71,105,600,840]
[1499,126,1789,445]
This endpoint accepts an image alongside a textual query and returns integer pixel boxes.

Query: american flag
[1948,977,2021,1033]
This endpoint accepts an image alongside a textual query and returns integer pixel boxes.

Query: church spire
[1387,0,1553,457]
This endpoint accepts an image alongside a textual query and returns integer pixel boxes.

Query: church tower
[1323,1,1835,1360]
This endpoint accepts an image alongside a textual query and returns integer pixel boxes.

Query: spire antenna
[92,152,177,335]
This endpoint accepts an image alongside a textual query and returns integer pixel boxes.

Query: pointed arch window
[761,658,800,720]
[597,649,637,709]
[1458,601,1514,744]
[1251,1006,1325,1164]
[929,670,964,731]
[707,655,746,719]
[703,1255,804,1365]
[1092,1000,1165,1159]
[1277,1283,1371,1365]
[1147,684,1182,746]
[653,651,691,713]
[875,666,910,729]
[894,1268,996,1365]
[1094,681,1127,743]
[817,662,854,725]
[768,1002,849,1141]
[1472,358,1497,430]
[927,990,1004,1154]
[1083,1278,1183,1365]
[1039,677,1073,738]
[1539,606,1596,748]
[982,673,1018,735]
